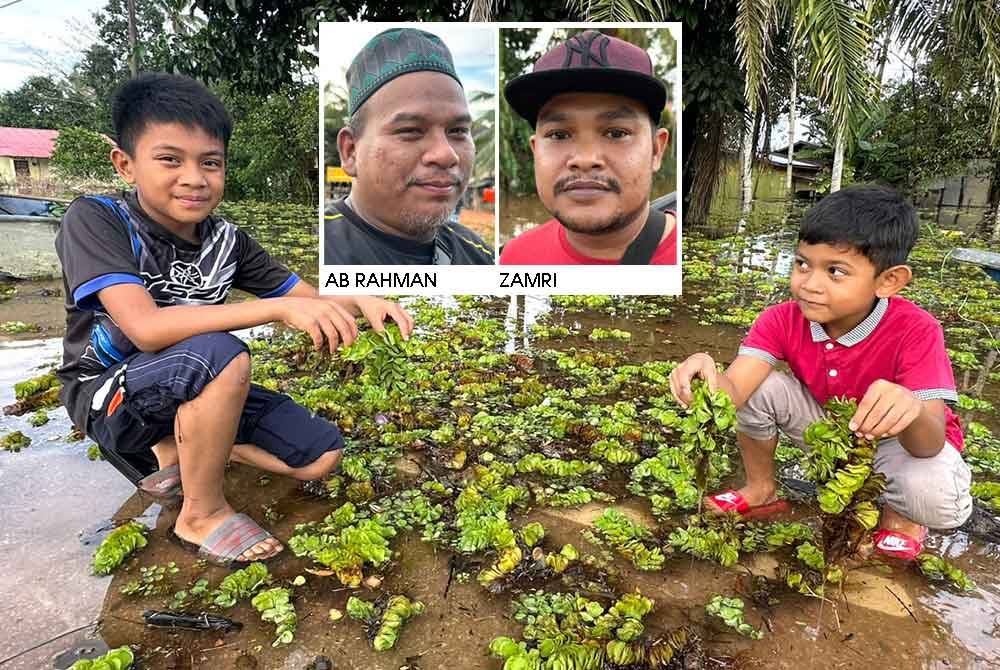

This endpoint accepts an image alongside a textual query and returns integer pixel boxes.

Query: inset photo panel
[499,26,681,271]
[320,23,498,266]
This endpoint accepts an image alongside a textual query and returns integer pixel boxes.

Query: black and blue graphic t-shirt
[55,191,300,432]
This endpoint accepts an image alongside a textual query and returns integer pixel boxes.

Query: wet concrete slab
[0,338,135,669]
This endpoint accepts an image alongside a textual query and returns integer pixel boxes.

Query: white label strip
[318,265,681,296]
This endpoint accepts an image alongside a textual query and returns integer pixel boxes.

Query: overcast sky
[0,0,105,93]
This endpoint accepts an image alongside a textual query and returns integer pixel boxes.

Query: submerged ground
[1,201,998,670]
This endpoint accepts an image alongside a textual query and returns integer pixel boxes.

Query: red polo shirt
[739,297,963,450]
[499,216,677,265]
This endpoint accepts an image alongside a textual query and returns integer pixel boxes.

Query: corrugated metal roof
[0,127,59,159]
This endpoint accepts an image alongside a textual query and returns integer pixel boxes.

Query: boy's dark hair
[112,73,232,155]
[798,185,918,274]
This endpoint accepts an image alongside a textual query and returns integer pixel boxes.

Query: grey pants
[737,371,973,529]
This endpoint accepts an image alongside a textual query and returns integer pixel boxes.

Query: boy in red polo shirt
[669,186,972,560]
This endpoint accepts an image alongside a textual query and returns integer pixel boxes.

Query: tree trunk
[127,0,138,77]
[741,119,753,214]
[973,349,998,397]
[683,106,725,226]
[786,61,797,196]
[876,36,890,97]
[993,201,1000,241]
[831,133,845,193]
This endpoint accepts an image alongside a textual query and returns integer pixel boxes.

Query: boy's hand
[345,296,415,340]
[850,380,922,440]
[278,297,359,353]
[669,353,718,407]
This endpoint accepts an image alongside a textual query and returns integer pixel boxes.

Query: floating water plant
[251,586,297,646]
[705,595,763,639]
[493,589,700,669]
[212,561,271,608]
[0,320,38,334]
[29,409,49,427]
[93,521,148,575]
[668,513,764,568]
[970,481,1000,513]
[802,398,885,565]
[288,502,396,587]
[532,485,614,508]
[677,380,738,490]
[68,646,134,670]
[588,327,632,341]
[591,509,665,571]
[347,594,425,651]
[916,554,976,592]
[120,562,179,598]
[6,371,61,415]
[1,430,30,452]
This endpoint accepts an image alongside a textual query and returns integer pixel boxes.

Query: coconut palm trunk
[740,119,754,223]
[786,61,797,195]
[830,133,845,193]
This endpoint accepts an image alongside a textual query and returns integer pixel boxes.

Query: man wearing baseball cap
[500,30,676,265]
[324,28,494,265]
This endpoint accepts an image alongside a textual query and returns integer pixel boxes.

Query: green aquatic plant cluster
[347,594,425,651]
[28,409,49,427]
[0,320,39,334]
[251,586,297,646]
[1,430,30,452]
[340,325,415,407]
[491,590,698,669]
[92,521,148,576]
[68,647,134,670]
[802,398,884,560]
[965,422,1000,478]
[14,371,60,400]
[970,481,1000,513]
[287,502,396,587]
[211,561,271,608]
[591,509,665,571]
[916,554,976,592]
[668,513,765,568]
[588,327,632,341]
[705,595,763,639]
[120,562,179,598]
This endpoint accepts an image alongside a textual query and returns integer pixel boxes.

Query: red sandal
[872,527,927,561]
[705,489,792,520]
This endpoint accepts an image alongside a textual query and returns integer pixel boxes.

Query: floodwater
[1,208,999,669]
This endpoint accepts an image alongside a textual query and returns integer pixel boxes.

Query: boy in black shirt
[55,73,413,566]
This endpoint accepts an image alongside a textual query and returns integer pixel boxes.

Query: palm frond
[564,0,667,21]
[735,0,778,113]
[468,0,495,22]
[954,0,1000,142]
[794,0,876,141]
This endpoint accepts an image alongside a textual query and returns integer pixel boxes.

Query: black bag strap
[619,207,665,265]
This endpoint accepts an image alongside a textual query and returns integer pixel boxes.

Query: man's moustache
[554,176,621,195]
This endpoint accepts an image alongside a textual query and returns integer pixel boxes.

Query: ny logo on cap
[563,32,610,68]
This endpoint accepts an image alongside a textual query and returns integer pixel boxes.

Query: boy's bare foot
[175,505,283,562]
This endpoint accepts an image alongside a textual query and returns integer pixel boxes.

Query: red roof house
[0,127,59,159]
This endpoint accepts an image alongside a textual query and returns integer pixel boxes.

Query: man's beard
[397,205,453,240]
[553,199,648,236]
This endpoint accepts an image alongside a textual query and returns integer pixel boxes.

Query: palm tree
[736,0,875,195]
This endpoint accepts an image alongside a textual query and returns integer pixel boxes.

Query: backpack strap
[619,207,665,265]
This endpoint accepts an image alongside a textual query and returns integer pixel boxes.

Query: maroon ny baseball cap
[504,30,667,128]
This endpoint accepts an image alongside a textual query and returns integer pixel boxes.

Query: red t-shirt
[740,297,964,450]
[499,216,677,265]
